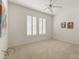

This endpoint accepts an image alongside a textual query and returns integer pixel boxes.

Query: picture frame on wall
[61,22,66,28]
[67,22,74,29]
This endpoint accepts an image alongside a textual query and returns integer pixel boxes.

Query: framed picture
[67,22,74,29]
[61,22,66,28]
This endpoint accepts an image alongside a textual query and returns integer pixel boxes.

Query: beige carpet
[6,39,79,59]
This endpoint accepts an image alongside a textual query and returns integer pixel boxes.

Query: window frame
[26,15,46,36]
[39,17,46,35]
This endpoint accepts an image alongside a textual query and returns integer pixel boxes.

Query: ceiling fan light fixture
[44,0,62,13]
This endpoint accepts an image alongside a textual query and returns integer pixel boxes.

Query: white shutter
[27,15,32,35]
[33,16,37,35]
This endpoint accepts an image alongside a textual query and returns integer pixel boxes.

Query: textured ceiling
[9,0,79,15]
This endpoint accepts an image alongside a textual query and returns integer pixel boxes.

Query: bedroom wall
[53,6,79,45]
[8,2,53,47]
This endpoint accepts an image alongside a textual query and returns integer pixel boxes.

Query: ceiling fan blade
[50,0,53,4]
[48,7,53,12]
[53,5,62,8]
[51,0,58,4]
[49,9,53,13]
[43,4,50,10]
[43,7,48,10]
[53,0,58,3]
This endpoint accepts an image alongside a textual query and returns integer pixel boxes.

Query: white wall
[53,4,79,45]
[8,2,53,47]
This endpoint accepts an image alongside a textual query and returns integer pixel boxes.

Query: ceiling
[9,0,79,15]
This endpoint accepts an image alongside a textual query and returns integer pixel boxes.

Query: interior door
[0,0,8,59]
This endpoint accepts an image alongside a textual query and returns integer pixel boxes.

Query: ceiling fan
[44,0,62,13]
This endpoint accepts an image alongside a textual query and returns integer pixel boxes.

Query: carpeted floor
[6,39,79,59]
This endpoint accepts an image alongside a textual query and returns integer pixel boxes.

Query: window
[27,16,37,36]
[32,16,37,35]
[43,18,46,34]
[39,18,43,35]
[39,18,46,35]
[27,15,32,35]
[27,15,46,36]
